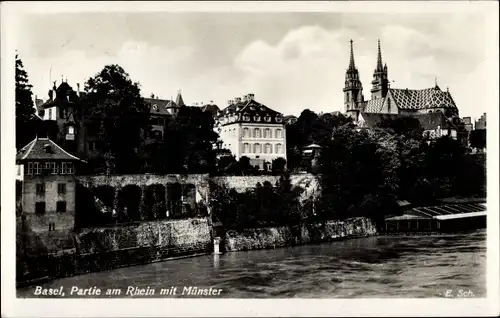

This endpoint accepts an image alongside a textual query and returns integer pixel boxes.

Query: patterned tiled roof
[359,112,455,131]
[144,98,177,116]
[358,113,401,128]
[364,98,385,113]
[390,87,457,110]
[16,137,83,162]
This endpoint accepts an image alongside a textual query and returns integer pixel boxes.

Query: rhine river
[17,230,486,298]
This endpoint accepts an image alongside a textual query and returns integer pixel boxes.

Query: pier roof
[385,202,486,221]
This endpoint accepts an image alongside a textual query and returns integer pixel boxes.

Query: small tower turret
[371,39,390,100]
[343,40,364,121]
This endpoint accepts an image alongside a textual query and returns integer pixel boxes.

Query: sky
[16,11,491,120]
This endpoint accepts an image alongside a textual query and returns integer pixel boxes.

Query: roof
[390,86,457,110]
[175,92,186,107]
[16,137,83,162]
[359,112,455,131]
[217,97,283,126]
[364,98,385,113]
[144,98,177,116]
[358,112,401,128]
[385,203,486,221]
[385,214,429,221]
[304,143,322,149]
[200,104,220,116]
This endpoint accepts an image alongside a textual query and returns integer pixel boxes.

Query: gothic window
[275,129,283,139]
[254,143,262,154]
[264,143,272,154]
[276,143,283,154]
[254,128,261,138]
[243,128,250,138]
[264,128,271,138]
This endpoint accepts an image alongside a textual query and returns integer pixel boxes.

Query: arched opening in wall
[167,182,182,218]
[122,185,142,222]
[75,183,100,228]
[142,186,155,220]
[150,184,166,220]
[182,184,197,217]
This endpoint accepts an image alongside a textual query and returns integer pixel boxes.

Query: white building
[215,93,287,170]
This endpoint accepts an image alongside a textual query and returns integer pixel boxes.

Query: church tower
[371,39,389,100]
[343,40,364,120]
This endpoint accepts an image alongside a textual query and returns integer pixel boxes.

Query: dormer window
[243,114,251,121]
[264,115,271,122]
[250,106,255,111]
[254,115,261,122]
[275,116,283,123]
[153,105,158,111]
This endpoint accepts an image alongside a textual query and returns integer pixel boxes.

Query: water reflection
[17,230,486,298]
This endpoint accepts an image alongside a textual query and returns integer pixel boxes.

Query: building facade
[16,137,84,233]
[475,113,486,130]
[344,39,464,140]
[215,93,287,170]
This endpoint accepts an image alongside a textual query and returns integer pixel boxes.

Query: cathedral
[344,39,464,141]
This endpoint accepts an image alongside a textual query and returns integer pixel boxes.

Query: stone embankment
[224,217,376,252]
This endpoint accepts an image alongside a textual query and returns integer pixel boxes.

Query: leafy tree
[15,53,37,149]
[469,129,486,150]
[82,64,150,174]
[271,157,287,174]
[376,116,423,139]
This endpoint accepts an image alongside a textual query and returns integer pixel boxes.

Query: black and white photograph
[1,1,499,317]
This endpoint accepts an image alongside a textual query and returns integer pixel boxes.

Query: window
[51,162,57,174]
[68,126,75,134]
[44,162,51,171]
[275,116,283,123]
[34,162,41,175]
[88,141,97,151]
[275,129,283,139]
[61,162,67,174]
[58,183,66,195]
[264,143,272,154]
[27,162,33,175]
[48,222,55,231]
[276,143,283,154]
[254,115,261,122]
[36,183,45,195]
[243,114,251,121]
[35,202,46,215]
[264,115,271,122]
[244,143,250,153]
[254,128,261,138]
[17,165,21,176]
[243,128,250,138]
[264,128,271,138]
[254,143,262,154]
[57,201,67,213]
[48,109,52,120]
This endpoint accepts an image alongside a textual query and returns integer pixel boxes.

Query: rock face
[224,217,376,252]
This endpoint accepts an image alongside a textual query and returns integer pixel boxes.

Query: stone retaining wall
[224,217,376,252]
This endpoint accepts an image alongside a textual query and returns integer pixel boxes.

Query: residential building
[16,137,85,233]
[215,93,287,170]
[475,113,486,130]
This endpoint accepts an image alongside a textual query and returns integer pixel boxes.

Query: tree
[15,53,37,149]
[82,64,150,174]
[271,157,287,174]
[469,129,486,151]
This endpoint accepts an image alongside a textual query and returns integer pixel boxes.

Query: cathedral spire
[376,39,384,72]
[348,39,356,70]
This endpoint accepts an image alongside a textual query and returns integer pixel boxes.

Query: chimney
[235,97,242,103]
[247,93,255,101]
[227,100,233,106]
[150,93,155,99]
[76,83,80,97]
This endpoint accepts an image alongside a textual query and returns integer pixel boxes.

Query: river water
[17,230,486,298]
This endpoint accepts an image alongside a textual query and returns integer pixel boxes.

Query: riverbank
[224,217,376,252]
[16,217,376,286]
